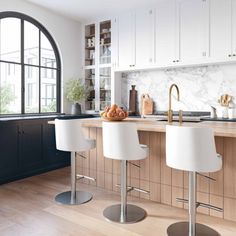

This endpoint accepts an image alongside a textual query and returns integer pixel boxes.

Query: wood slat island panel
[75,118,236,223]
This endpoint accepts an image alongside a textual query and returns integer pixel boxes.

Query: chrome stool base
[55,191,92,205]
[103,204,146,224]
[167,222,220,236]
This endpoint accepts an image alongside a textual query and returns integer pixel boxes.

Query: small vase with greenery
[65,78,88,115]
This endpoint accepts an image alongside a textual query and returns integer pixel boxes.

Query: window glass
[0,62,21,114]
[25,66,39,113]
[0,18,21,63]
[24,21,39,65]
[41,68,57,112]
[0,12,60,115]
[41,32,57,68]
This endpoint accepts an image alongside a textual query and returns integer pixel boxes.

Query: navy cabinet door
[20,121,43,169]
[0,122,19,179]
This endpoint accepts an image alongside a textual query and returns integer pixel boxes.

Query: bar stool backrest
[103,122,147,161]
[166,125,222,173]
[55,119,93,152]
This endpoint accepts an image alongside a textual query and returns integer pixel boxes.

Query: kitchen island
[72,117,236,223]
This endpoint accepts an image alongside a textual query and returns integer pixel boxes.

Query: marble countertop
[0,114,95,122]
[80,117,236,138]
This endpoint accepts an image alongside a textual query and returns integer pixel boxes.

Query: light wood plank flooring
[0,167,235,236]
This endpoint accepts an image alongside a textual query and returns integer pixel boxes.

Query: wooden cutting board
[141,94,153,115]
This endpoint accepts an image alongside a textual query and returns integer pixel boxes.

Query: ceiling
[26,0,161,22]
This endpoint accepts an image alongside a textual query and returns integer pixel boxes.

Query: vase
[71,103,81,115]
[129,85,137,115]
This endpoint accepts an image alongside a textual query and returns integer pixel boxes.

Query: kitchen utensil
[218,94,232,107]
[141,94,153,115]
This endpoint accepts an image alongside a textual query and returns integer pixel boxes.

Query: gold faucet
[167,84,182,123]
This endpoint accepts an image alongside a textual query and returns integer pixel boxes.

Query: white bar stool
[102,121,149,223]
[166,125,222,236]
[55,118,96,205]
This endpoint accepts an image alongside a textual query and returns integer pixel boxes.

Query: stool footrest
[176,197,188,204]
[197,202,223,212]
[176,198,223,212]
[76,174,96,182]
[116,184,149,194]
[197,172,216,181]
[128,162,140,168]
[77,153,87,159]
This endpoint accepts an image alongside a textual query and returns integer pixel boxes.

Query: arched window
[0,12,61,115]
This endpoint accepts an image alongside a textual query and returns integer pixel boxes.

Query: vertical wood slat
[139,131,150,182]
[96,129,104,188]
[224,138,236,199]
[160,133,172,186]
[82,128,90,184]
[82,127,90,169]
[79,128,236,222]
[149,132,161,183]
[210,194,223,218]
[150,182,161,202]
[172,186,184,208]
[89,128,97,186]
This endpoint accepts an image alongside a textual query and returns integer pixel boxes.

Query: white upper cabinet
[135,9,155,67]
[156,0,178,64]
[231,0,236,57]
[209,0,231,60]
[117,13,135,68]
[178,0,209,62]
[113,0,236,71]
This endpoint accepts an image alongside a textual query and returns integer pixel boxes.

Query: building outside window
[0,12,61,115]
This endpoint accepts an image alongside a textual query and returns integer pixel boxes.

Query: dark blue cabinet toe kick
[0,114,95,184]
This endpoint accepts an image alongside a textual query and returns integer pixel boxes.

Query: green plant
[65,78,88,103]
[0,83,16,114]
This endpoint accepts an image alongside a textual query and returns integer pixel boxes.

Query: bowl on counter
[102,116,127,122]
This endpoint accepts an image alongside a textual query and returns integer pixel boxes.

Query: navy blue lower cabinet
[0,118,70,184]
[20,120,44,170]
[0,122,19,182]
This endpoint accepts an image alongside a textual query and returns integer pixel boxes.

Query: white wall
[0,0,83,114]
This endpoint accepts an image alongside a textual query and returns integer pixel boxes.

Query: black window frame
[0,11,61,115]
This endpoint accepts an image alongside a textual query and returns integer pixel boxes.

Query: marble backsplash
[121,64,236,113]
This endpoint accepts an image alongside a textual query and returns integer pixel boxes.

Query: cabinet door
[179,0,209,62]
[210,0,231,60]
[20,121,43,169]
[232,0,236,57]
[156,0,178,64]
[0,122,19,180]
[135,9,155,67]
[111,18,118,68]
[117,13,135,68]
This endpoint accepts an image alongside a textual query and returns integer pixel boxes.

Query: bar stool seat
[166,125,222,236]
[55,118,96,205]
[102,121,149,223]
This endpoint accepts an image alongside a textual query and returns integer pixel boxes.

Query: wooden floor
[0,168,236,236]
